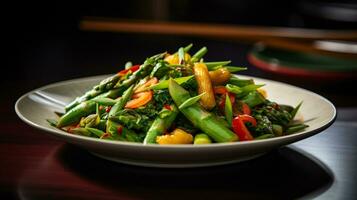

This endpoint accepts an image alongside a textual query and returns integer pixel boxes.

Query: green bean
[228,77,254,87]
[272,124,283,136]
[255,134,275,140]
[191,47,207,62]
[286,124,308,134]
[205,61,231,70]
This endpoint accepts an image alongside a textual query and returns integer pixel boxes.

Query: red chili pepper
[117,126,123,135]
[232,115,257,141]
[214,86,228,94]
[164,104,172,110]
[239,114,257,126]
[242,103,251,115]
[105,106,112,113]
[117,65,140,76]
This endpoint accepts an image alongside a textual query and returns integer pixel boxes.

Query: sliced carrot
[134,77,158,93]
[125,91,153,109]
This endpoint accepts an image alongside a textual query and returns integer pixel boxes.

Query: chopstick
[80,17,357,41]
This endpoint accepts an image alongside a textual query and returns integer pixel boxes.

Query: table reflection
[17,144,333,199]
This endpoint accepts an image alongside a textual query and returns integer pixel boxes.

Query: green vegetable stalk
[143,104,179,144]
[169,79,238,143]
[57,101,96,128]
[65,74,120,112]
[108,85,134,117]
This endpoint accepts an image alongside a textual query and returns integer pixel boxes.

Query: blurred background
[4,0,357,112]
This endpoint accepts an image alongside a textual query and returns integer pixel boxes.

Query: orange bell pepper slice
[134,77,158,93]
[125,91,153,109]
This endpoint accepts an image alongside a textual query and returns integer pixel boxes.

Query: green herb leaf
[285,124,309,134]
[255,134,275,140]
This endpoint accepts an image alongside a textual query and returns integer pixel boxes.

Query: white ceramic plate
[15,75,336,168]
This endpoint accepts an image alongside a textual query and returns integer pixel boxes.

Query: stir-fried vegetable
[156,128,193,144]
[193,62,216,110]
[50,44,308,144]
[209,68,231,86]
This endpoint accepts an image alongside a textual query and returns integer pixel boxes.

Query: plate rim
[15,74,337,149]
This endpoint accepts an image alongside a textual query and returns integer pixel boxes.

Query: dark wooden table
[3,32,357,199]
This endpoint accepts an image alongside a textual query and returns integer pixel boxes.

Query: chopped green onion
[225,93,233,126]
[151,76,194,90]
[179,93,206,109]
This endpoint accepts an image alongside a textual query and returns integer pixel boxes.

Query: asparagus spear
[65,52,165,112]
[65,74,119,112]
[57,101,96,128]
[113,52,165,89]
[168,79,238,143]
[108,85,134,117]
[143,104,179,144]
